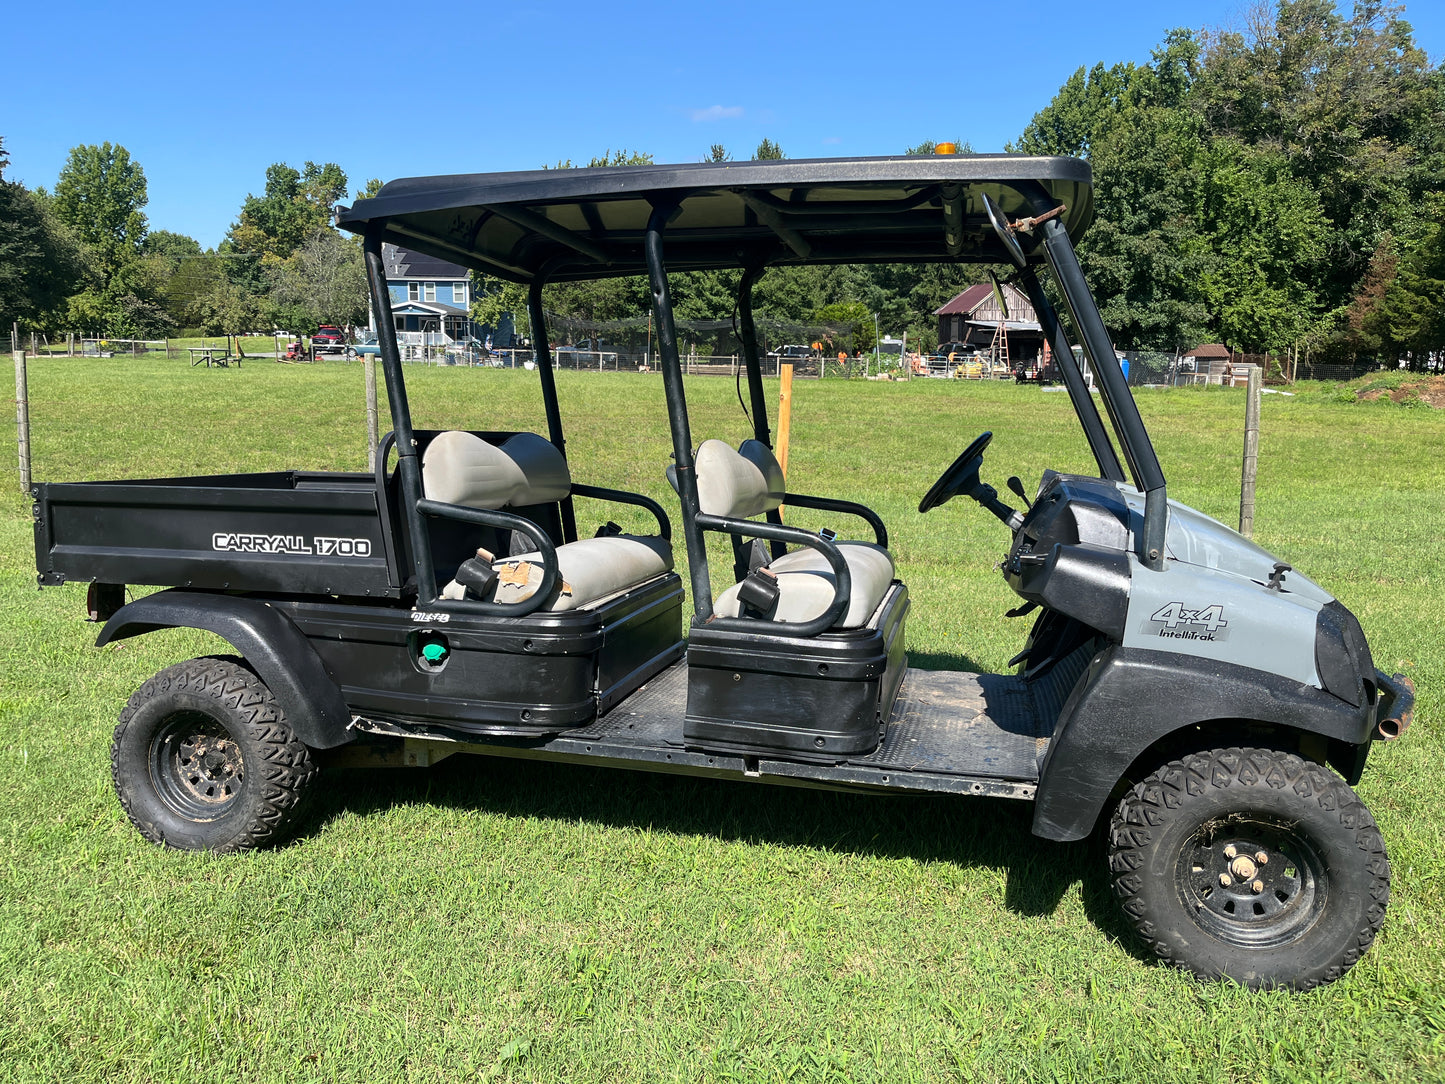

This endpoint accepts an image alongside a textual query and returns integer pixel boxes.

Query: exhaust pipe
[1373,671,1416,741]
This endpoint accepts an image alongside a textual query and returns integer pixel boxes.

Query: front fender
[97,590,354,749]
[1032,645,1374,842]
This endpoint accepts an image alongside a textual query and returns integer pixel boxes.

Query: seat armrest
[415,498,560,616]
[695,512,851,637]
[569,482,672,540]
[783,492,887,548]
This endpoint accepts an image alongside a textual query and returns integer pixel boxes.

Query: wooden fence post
[365,355,379,471]
[776,363,794,517]
[15,350,31,493]
[1239,364,1262,538]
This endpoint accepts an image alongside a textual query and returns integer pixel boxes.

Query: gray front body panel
[1111,488,1329,689]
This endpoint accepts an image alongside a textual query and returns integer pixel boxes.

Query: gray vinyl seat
[423,431,673,612]
[694,439,896,629]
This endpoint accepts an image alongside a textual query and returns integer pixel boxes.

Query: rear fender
[96,590,354,749]
[1032,645,1374,841]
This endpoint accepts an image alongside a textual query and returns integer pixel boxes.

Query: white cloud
[689,105,744,122]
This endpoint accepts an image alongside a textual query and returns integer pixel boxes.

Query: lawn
[2,357,1442,1083]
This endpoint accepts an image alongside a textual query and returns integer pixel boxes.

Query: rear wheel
[1108,747,1388,990]
[112,658,316,853]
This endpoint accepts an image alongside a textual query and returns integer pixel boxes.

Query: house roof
[934,284,992,316]
[1185,343,1232,358]
[382,242,468,280]
[392,300,469,317]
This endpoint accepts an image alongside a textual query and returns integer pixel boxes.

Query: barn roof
[934,284,993,316]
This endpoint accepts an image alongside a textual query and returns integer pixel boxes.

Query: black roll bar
[527,278,579,544]
[646,201,717,622]
[1017,269,1125,484]
[738,265,772,447]
[364,227,434,597]
[1016,186,1168,571]
[736,266,788,562]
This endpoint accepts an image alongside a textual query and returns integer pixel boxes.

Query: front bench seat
[423,430,673,612]
[693,439,895,629]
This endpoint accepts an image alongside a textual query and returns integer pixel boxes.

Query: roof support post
[1017,268,1125,483]
[737,265,786,560]
[528,278,578,543]
[737,266,771,448]
[646,201,714,622]
[1034,215,1167,570]
[364,226,436,601]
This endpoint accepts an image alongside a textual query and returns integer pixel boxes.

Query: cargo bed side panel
[34,473,398,598]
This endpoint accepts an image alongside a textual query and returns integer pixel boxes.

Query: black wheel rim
[1177,814,1327,949]
[149,711,245,821]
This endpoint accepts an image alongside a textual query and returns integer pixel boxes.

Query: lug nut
[1219,873,1232,887]
[1255,852,1269,865]
[1251,880,1264,894]
[1223,845,1238,859]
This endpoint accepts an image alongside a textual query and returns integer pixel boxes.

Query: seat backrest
[694,439,785,519]
[422,431,570,509]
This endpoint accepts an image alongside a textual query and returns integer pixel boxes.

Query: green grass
[2,358,1443,1083]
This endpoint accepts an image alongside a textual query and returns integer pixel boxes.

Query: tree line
[2,0,1440,366]
[0,141,371,340]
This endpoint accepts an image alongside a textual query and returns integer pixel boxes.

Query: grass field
[2,357,1442,1083]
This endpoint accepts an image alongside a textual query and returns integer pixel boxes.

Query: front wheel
[111,658,317,853]
[1108,747,1389,990]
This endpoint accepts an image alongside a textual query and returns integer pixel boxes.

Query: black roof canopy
[335,155,1093,283]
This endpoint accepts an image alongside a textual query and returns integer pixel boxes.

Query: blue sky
[4,0,1441,249]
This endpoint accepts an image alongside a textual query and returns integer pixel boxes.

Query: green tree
[0,138,90,329]
[269,228,368,330]
[229,161,349,262]
[705,144,731,162]
[1194,0,1437,299]
[813,300,873,351]
[754,139,785,160]
[50,141,149,285]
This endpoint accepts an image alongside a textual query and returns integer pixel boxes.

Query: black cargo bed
[33,471,401,598]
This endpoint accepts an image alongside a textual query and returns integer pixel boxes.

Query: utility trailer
[33,155,1414,990]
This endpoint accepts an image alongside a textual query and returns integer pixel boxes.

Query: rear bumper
[1373,670,1416,741]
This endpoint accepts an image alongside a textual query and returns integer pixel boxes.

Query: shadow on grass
[302,749,1142,955]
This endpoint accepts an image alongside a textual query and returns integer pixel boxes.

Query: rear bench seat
[423,430,673,611]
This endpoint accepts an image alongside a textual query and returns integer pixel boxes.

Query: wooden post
[776,363,794,516]
[1239,364,1262,538]
[14,350,31,493]
[365,355,379,471]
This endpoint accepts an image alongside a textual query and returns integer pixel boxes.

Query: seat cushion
[422,431,570,509]
[442,535,674,612]
[694,439,785,518]
[713,541,895,628]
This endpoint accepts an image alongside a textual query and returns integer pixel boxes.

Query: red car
[313,325,345,353]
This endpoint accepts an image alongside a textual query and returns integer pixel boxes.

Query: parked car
[345,333,381,359]
[767,344,816,362]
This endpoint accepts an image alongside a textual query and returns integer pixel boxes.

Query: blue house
[372,243,480,344]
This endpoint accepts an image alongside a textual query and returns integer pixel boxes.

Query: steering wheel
[919,431,993,513]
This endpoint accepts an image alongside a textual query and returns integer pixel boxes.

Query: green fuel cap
[421,641,448,663]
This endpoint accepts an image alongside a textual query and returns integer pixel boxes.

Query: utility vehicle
[32,155,1413,990]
